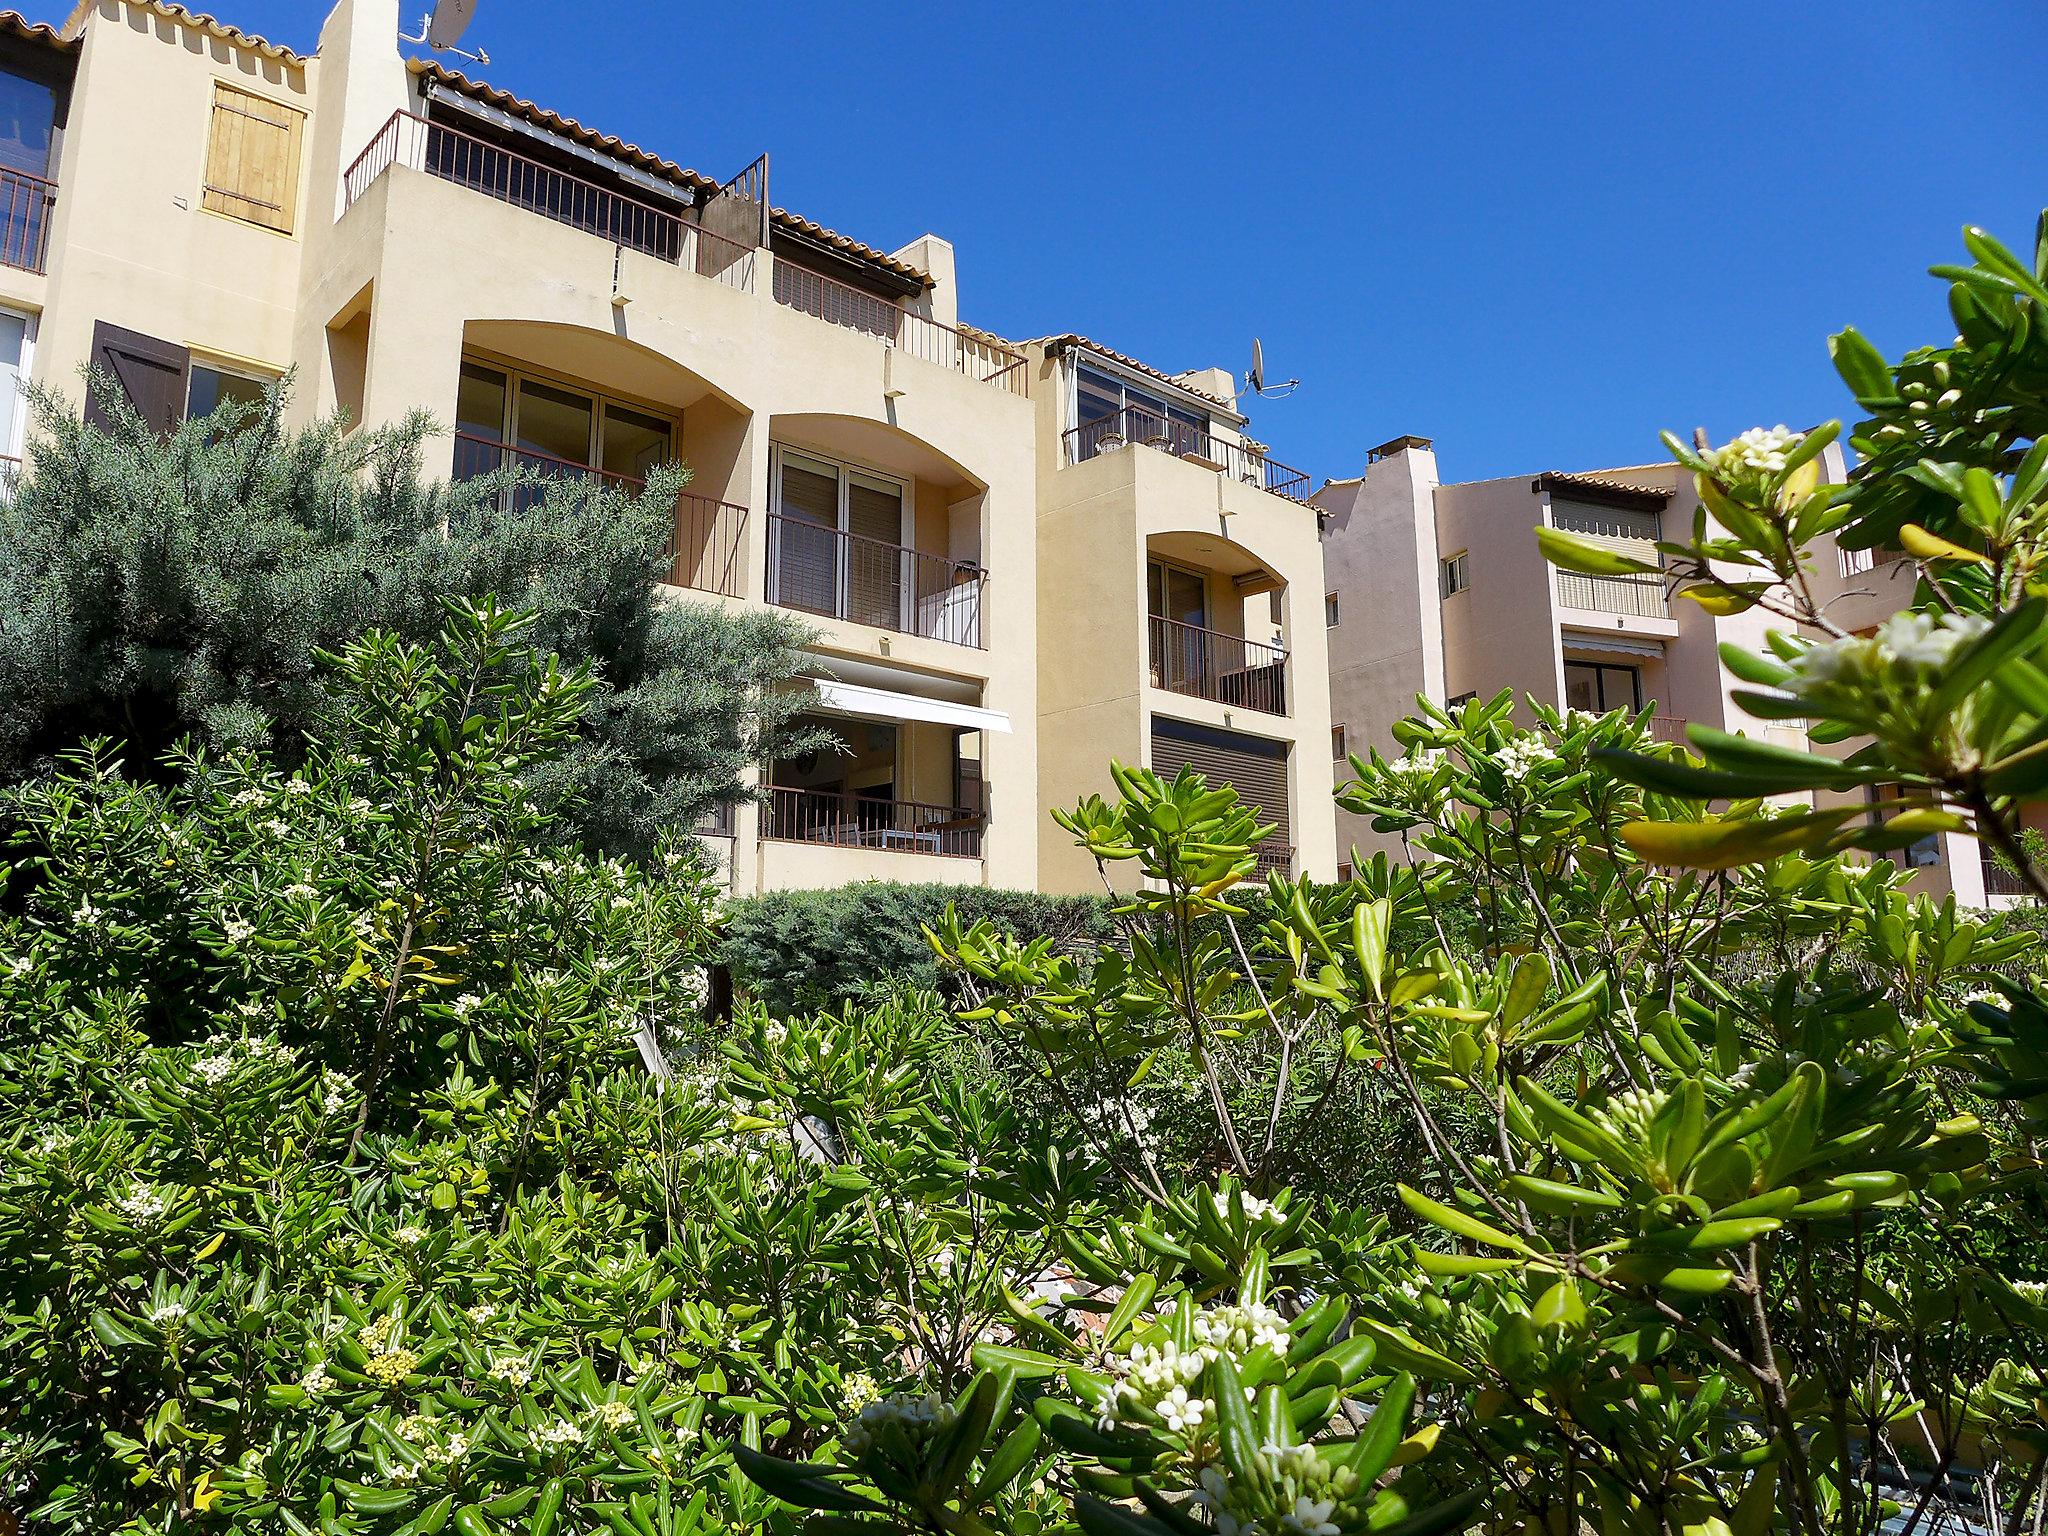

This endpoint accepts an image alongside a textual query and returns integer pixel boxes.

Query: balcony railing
[1147,614,1288,715]
[765,512,985,647]
[1554,569,1670,619]
[0,167,53,273]
[765,785,983,858]
[1253,842,1295,877]
[1983,845,2034,900]
[453,433,748,599]
[1838,544,1914,579]
[345,111,757,291]
[1065,409,1313,501]
[1648,715,1687,746]
[770,261,1030,396]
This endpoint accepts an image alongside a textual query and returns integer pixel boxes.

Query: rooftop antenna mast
[1243,337,1300,401]
[401,0,489,65]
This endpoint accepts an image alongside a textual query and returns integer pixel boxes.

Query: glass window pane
[0,309,26,454]
[600,403,670,481]
[1563,663,1600,713]
[455,362,507,440]
[514,379,594,465]
[0,70,56,178]
[187,364,269,422]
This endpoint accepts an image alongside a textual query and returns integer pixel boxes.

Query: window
[187,360,271,422]
[1073,364,1210,461]
[1331,725,1347,760]
[1563,660,1642,713]
[0,306,29,457]
[1146,559,1208,628]
[452,358,674,487]
[0,67,57,179]
[203,82,304,234]
[1440,551,1469,598]
[1325,592,1340,627]
[1448,691,1478,709]
[767,446,909,629]
[1337,861,1355,883]
[1868,783,1942,869]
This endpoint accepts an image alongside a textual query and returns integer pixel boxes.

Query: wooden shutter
[1149,717,1292,850]
[83,321,190,434]
[202,82,303,234]
[846,475,904,629]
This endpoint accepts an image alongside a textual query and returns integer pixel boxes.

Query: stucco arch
[1146,527,1285,596]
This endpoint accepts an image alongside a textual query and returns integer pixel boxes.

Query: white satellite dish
[426,0,479,49]
[1243,337,1300,399]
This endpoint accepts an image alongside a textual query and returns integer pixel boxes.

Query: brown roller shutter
[84,322,189,434]
[1149,717,1292,865]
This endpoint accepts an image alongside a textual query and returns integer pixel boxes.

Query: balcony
[770,262,1029,396]
[341,112,1030,398]
[765,512,985,647]
[765,785,983,858]
[1554,569,1669,619]
[1648,715,1687,747]
[0,168,53,274]
[1066,408,1312,501]
[452,433,748,599]
[1148,614,1288,715]
[345,111,757,290]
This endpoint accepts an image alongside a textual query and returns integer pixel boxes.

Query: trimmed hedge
[716,881,1116,1014]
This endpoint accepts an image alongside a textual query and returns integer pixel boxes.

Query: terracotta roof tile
[0,10,73,48]
[412,61,929,287]
[1029,334,1239,413]
[68,0,303,63]
[1536,470,1673,504]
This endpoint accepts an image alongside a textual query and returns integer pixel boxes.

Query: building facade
[2,0,1339,896]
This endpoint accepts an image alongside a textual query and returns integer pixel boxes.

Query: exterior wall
[1318,444,1445,861]
[1434,476,1565,711]
[36,1,311,399]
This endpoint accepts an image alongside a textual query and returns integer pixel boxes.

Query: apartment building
[1319,437,2043,906]
[0,0,1338,896]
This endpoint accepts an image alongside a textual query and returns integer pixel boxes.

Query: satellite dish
[425,0,479,49]
[1243,337,1300,400]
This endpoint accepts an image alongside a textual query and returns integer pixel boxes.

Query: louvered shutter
[1149,718,1292,862]
[83,322,189,434]
[846,476,904,629]
[773,458,841,615]
[202,83,303,235]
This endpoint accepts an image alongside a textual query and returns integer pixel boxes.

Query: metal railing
[1838,544,1913,579]
[452,433,748,599]
[764,785,983,858]
[1554,569,1670,619]
[344,111,757,291]
[0,167,53,273]
[769,261,1030,396]
[1253,842,1295,877]
[1648,715,1688,746]
[1983,846,2035,900]
[1147,614,1288,715]
[1065,409,1314,501]
[765,512,985,646]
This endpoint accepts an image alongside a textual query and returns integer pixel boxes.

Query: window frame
[1562,659,1643,714]
[1325,592,1339,627]
[455,353,676,480]
[768,443,911,630]
[1440,550,1470,598]
[1331,724,1347,760]
[1071,360,1215,461]
[201,79,306,236]
[185,354,277,424]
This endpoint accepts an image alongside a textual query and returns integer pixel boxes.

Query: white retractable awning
[810,679,1012,734]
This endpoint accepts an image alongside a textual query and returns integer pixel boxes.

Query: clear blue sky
[253,0,2044,485]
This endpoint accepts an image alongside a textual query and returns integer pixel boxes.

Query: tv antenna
[1243,337,1300,400]
[401,0,490,64]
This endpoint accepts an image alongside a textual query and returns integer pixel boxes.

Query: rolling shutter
[1149,717,1292,854]
[83,322,189,434]
[202,82,304,235]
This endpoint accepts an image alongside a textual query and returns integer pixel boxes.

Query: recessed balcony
[1148,614,1288,716]
[1065,407,1312,501]
[0,167,53,274]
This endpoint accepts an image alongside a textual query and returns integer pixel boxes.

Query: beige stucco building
[0,0,1339,895]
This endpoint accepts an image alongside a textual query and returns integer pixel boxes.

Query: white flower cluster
[2010,1280,2048,1303]
[1075,1096,1162,1157]
[592,1399,636,1430]
[1489,735,1553,782]
[1098,1302,1288,1436]
[842,1371,882,1412]
[1705,424,1804,488]
[281,881,318,901]
[465,1301,499,1326]
[532,1417,584,1448]
[150,1301,187,1323]
[299,1362,336,1397]
[1590,1085,1671,1144]
[320,1070,352,1117]
[843,1390,956,1460]
[1195,1441,1360,1536]
[489,1354,533,1386]
[1389,748,1445,780]
[222,916,256,946]
[1787,611,1989,700]
[393,1225,429,1246]
[116,1183,171,1225]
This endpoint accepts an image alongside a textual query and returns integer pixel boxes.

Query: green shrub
[717,881,1115,1014]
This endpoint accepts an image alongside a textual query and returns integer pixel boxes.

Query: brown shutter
[1149,717,1292,850]
[202,83,303,235]
[84,321,190,434]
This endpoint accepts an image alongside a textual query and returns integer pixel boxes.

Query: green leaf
[1828,327,1898,405]
[1537,525,1661,576]
[1397,1185,1532,1255]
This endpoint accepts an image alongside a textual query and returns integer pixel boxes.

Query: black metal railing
[770,261,1030,396]
[0,167,53,273]
[1252,842,1295,877]
[1147,614,1288,715]
[1064,408,1313,501]
[345,111,756,290]
[452,433,748,599]
[765,785,983,858]
[765,512,985,646]
[1554,569,1669,619]
[1983,846,2035,900]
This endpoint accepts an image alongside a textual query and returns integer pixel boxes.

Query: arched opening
[1143,530,1288,715]
[454,321,751,596]
[763,412,989,647]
